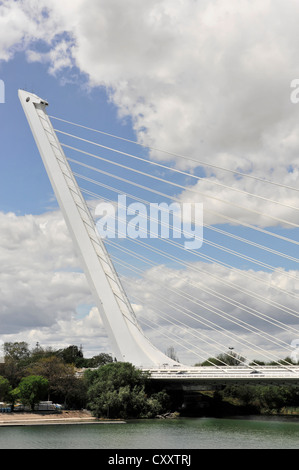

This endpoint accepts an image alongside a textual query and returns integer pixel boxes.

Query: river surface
[0,416,299,449]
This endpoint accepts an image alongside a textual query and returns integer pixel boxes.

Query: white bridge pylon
[19,89,179,369]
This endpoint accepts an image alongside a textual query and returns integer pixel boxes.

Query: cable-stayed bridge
[18,90,299,384]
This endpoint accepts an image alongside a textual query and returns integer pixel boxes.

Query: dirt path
[0,410,121,425]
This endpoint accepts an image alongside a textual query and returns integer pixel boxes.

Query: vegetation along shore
[1,342,299,420]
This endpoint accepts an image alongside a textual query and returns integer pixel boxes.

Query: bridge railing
[143,365,299,380]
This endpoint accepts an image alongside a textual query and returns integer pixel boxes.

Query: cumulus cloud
[176,174,299,228]
[123,263,299,364]
[1,0,299,225]
[0,1,66,61]
[58,0,299,168]
[0,207,297,363]
[0,210,108,355]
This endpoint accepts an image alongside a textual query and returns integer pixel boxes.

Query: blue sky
[0,53,136,215]
[0,1,298,363]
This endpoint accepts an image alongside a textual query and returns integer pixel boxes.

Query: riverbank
[0,410,125,426]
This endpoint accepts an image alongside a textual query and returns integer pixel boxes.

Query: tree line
[1,342,298,418]
[195,350,299,367]
[0,341,171,417]
[0,341,113,411]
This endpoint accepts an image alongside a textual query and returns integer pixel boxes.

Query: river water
[0,416,299,450]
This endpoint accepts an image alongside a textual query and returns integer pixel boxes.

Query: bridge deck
[143,366,299,383]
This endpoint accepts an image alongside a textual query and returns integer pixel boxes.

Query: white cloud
[1,306,108,358]
[0,210,109,355]
[177,174,299,227]
[0,208,298,364]
[122,262,299,364]
[2,0,299,224]
[0,0,66,61]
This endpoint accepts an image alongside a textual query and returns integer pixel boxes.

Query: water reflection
[0,417,299,449]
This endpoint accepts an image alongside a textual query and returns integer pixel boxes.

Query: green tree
[85,362,168,419]
[2,342,31,387]
[18,375,48,411]
[199,350,245,367]
[2,358,24,388]
[10,387,21,411]
[4,342,30,362]
[222,384,256,406]
[217,351,245,366]
[26,356,78,405]
[87,353,113,368]
[221,384,299,414]
[30,343,56,362]
[278,357,299,366]
[255,385,292,413]
[0,376,12,403]
[56,345,84,367]
[196,357,224,366]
